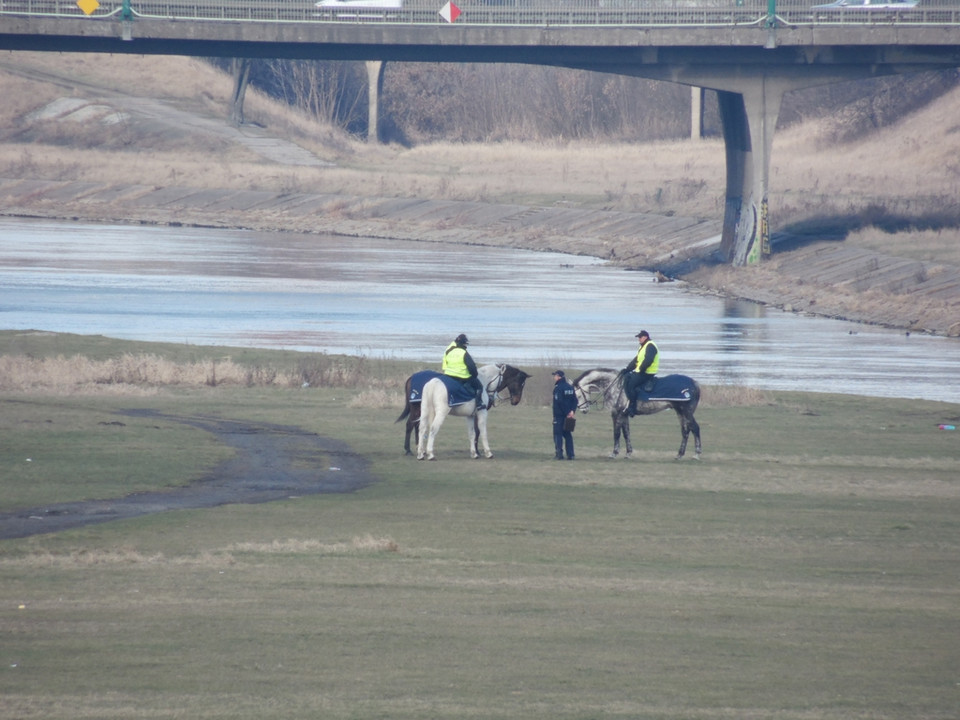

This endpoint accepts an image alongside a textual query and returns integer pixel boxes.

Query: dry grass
[3,51,959,239]
[0,353,295,392]
[0,344,773,410]
[699,384,774,408]
[0,351,404,395]
[845,226,960,266]
[225,535,400,555]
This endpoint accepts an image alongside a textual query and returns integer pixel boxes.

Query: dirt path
[0,411,374,540]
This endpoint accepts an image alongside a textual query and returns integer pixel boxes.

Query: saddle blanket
[408,370,477,407]
[636,374,694,403]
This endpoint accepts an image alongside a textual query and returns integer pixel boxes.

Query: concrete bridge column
[365,60,385,143]
[717,77,787,266]
[691,86,704,140]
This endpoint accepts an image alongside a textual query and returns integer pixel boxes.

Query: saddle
[635,374,694,403]
[408,371,480,407]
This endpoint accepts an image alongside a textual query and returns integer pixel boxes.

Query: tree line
[212,58,958,145]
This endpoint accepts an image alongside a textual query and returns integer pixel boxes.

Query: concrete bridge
[2,0,959,265]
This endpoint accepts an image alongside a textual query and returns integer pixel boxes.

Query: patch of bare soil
[0,411,374,540]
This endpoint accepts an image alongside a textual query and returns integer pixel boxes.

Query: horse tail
[689,379,702,412]
[396,376,413,423]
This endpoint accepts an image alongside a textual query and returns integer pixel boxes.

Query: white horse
[417,373,494,461]
[397,363,530,455]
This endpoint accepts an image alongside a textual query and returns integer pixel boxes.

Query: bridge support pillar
[717,77,786,266]
[365,60,385,143]
[691,86,704,140]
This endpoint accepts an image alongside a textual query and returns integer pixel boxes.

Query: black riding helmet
[455,333,469,346]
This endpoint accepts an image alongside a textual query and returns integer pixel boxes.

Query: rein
[575,382,606,412]
[485,365,506,406]
[577,371,625,411]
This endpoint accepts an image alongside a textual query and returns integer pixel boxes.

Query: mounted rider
[624,329,659,417]
[442,333,484,407]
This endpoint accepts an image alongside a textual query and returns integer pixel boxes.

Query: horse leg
[623,415,633,457]
[404,404,420,456]
[416,418,428,460]
[609,412,622,458]
[417,400,433,460]
[674,405,700,460]
[425,403,450,461]
[476,409,492,458]
[400,377,415,455]
[465,414,479,459]
[690,414,702,459]
[676,417,689,460]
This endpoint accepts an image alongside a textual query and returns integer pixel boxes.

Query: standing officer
[552,370,577,460]
[624,330,659,417]
[442,333,483,406]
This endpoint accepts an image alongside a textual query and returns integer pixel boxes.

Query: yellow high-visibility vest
[634,340,659,374]
[442,342,470,379]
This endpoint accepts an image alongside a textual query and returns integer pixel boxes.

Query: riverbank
[2,52,959,336]
[3,176,959,337]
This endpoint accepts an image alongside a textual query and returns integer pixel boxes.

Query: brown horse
[396,363,530,455]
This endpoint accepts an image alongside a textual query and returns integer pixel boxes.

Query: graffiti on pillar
[760,195,770,258]
[733,202,757,267]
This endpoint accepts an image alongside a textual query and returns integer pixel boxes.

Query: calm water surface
[2,217,959,402]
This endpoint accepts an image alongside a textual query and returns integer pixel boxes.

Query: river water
[2,217,959,402]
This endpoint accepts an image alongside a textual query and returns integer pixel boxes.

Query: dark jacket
[553,377,578,419]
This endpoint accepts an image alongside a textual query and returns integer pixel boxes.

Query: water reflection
[2,217,959,402]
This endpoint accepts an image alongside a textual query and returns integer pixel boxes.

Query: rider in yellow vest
[443,333,484,406]
[624,330,659,416]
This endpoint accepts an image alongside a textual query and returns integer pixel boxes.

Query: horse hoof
[484,452,493,459]
[607,452,617,459]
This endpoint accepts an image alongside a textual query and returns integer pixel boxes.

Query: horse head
[500,364,530,406]
[573,368,621,414]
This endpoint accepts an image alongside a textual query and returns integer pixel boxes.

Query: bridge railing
[2,0,959,27]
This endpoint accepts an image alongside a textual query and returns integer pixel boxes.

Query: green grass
[1,338,959,719]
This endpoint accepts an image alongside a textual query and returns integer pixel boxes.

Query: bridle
[575,382,605,413]
[484,364,507,407]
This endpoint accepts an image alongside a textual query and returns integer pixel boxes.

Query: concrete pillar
[717,77,786,266]
[573,61,893,266]
[365,60,385,143]
[690,86,704,140]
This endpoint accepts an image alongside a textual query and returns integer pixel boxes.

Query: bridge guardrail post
[121,0,133,41]
[765,0,777,48]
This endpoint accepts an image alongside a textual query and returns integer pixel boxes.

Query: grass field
[2,334,958,719]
